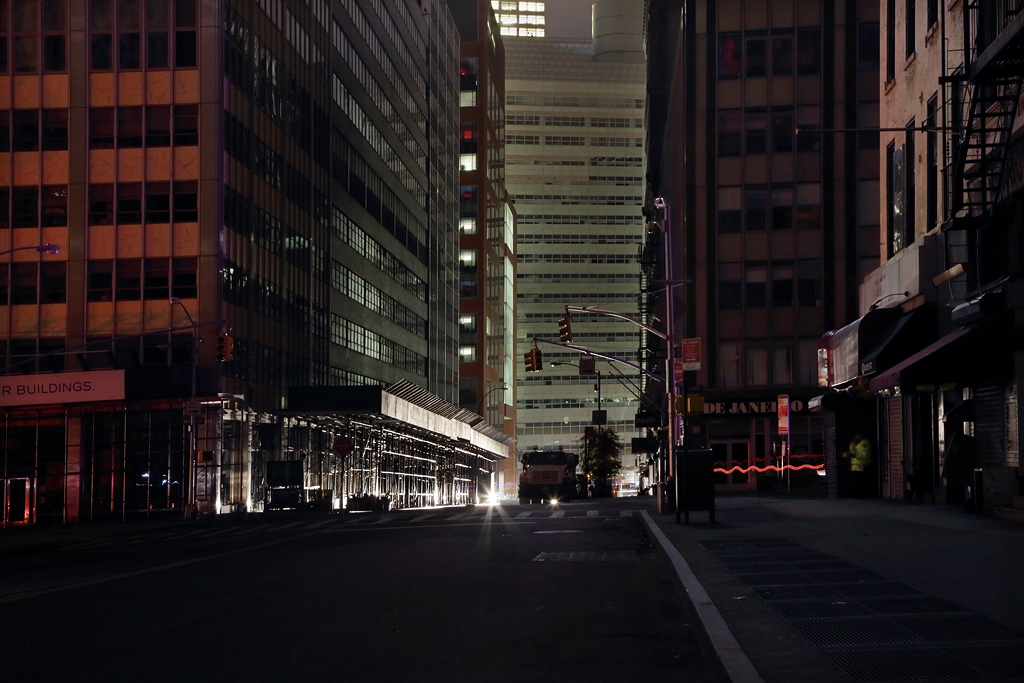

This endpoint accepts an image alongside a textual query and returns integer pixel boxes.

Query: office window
[746,345,768,386]
[796,28,820,75]
[116,259,141,300]
[927,0,938,28]
[745,264,767,308]
[172,181,197,222]
[117,107,143,147]
[886,0,895,81]
[0,187,7,228]
[719,341,742,388]
[116,182,142,223]
[718,110,742,156]
[10,263,36,304]
[905,0,915,59]
[146,106,171,146]
[719,32,742,79]
[87,261,114,301]
[11,186,37,226]
[745,186,767,231]
[718,186,742,233]
[796,105,821,153]
[905,119,916,247]
[745,109,767,154]
[146,182,170,223]
[773,346,793,385]
[771,29,793,76]
[40,262,66,304]
[12,109,37,151]
[41,185,67,226]
[41,109,68,150]
[772,262,794,306]
[42,0,66,71]
[718,263,742,310]
[89,0,195,71]
[173,105,198,145]
[144,258,169,300]
[797,260,821,307]
[745,31,767,77]
[771,186,794,230]
[859,22,880,72]
[171,257,197,299]
[460,249,477,298]
[771,108,794,152]
[795,183,821,230]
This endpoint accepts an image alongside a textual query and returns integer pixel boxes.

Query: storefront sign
[778,394,790,435]
[0,370,125,407]
[682,338,701,371]
[702,398,807,415]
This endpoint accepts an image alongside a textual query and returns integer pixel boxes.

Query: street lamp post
[0,244,59,258]
[478,384,508,423]
[170,297,199,518]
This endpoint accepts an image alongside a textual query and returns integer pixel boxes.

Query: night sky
[545,0,595,39]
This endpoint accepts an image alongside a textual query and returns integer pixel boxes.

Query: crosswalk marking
[515,511,532,518]
[410,514,433,523]
[551,511,565,518]
[587,510,599,517]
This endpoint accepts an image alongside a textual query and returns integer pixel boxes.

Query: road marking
[304,519,336,529]
[224,523,272,535]
[587,510,599,517]
[551,511,565,518]
[515,511,532,518]
[447,510,472,521]
[639,511,764,683]
[369,514,397,525]
[0,531,322,605]
[409,514,433,523]
[621,510,635,517]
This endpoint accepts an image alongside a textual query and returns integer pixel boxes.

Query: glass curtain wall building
[0,0,513,526]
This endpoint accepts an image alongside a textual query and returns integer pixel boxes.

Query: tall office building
[0,0,513,526]
[491,1,546,38]
[451,0,517,498]
[645,0,880,489]
[508,0,646,484]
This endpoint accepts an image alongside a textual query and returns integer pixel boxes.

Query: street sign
[579,355,596,375]
[185,399,202,416]
[592,409,607,426]
[682,338,702,371]
[778,394,790,435]
[634,411,661,428]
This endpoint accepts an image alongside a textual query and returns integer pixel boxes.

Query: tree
[578,428,623,496]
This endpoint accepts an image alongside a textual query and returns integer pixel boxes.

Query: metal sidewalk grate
[822,648,984,682]
[769,600,876,620]
[791,618,922,647]
[856,597,973,616]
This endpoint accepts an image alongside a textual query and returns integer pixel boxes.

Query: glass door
[711,441,752,489]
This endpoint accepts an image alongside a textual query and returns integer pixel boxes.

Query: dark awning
[858,305,936,377]
[868,310,1013,393]
[827,307,904,387]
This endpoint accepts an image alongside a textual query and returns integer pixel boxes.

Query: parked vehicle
[519,447,580,504]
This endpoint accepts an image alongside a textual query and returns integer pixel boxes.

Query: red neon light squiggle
[713,463,825,474]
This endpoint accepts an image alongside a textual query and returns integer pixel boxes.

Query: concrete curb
[640,510,764,683]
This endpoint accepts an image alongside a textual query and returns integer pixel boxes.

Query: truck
[519,447,582,504]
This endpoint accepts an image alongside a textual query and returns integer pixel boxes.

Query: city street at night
[0,499,714,683]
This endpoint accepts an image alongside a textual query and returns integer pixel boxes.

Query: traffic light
[217,333,235,361]
[558,314,573,342]
[524,348,542,372]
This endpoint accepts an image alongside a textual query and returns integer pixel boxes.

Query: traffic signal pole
[654,198,682,524]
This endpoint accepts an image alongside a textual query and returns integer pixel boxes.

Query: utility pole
[654,198,683,523]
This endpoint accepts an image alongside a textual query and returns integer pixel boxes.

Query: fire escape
[943,1,1024,292]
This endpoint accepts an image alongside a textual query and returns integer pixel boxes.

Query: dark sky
[545,0,595,39]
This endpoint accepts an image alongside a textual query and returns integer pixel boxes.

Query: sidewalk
[642,494,1024,683]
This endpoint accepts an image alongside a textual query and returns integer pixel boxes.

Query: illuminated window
[500,26,516,36]
[518,27,543,37]
[460,153,476,171]
[499,14,517,24]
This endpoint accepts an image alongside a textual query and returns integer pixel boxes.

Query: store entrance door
[710,441,752,490]
[3,478,32,526]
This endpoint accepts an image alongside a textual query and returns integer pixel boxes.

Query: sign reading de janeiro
[0,369,125,407]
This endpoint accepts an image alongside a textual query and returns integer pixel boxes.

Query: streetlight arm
[0,244,60,258]
[531,337,666,383]
[564,306,669,340]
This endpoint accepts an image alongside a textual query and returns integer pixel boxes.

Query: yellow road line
[0,531,320,605]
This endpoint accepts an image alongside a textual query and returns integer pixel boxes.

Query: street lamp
[170,297,199,518]
[0,244,59,257]
[478,384,508,422]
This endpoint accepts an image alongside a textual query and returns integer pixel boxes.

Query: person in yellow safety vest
[848,434,872,472]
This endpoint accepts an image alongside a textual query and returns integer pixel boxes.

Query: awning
[858,305,936,377]
[868,310,1013,393]
[826,307,904,387]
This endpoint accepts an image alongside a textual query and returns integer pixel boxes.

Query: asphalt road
[0,499,718,683]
